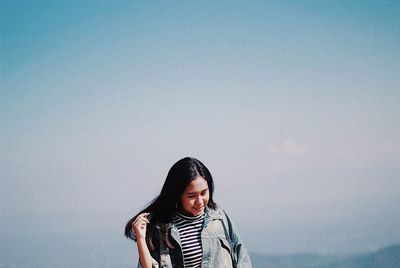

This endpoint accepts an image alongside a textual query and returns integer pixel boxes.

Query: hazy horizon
[1,1,399,265]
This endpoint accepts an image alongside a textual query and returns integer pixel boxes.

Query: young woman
[125,157,252,268]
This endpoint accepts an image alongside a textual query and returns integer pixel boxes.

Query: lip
[193,206,205,212]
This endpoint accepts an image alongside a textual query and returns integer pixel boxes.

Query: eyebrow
[186,188,209,195]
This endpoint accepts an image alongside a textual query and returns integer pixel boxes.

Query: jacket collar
[204,207,223,219]
[169,207,222,245]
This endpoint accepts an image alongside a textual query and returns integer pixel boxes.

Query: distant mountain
[322,245,400,268]
[250,245,400,268]
[250,252,341,268]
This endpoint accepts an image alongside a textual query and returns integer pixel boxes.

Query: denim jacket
[138,207,252,268]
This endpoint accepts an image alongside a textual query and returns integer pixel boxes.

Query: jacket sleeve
[137,258,159,268]
[220,209,252,268]
[135,241,159,268]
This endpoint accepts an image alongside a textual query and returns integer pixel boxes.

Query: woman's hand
[132,213,150,240]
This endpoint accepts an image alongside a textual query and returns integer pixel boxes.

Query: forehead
[184,176,208,192]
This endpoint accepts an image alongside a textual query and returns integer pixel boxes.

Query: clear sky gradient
[1,0,400,261]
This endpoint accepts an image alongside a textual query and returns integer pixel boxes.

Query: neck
[176,210,204,220]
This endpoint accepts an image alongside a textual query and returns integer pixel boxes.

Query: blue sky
[1,0,400,260]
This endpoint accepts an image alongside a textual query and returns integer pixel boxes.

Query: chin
[192,207,205,216]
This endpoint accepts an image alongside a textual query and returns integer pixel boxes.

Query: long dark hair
[124,157,217,249]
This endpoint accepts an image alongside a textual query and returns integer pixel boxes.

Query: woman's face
[180,176,209,216]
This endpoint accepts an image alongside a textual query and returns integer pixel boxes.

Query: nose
[195,195,203,205]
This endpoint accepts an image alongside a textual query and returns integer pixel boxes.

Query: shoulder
[213,207,230,217]
[205,207,231,222]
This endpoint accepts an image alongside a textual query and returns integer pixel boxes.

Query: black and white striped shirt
[173,212,204,268]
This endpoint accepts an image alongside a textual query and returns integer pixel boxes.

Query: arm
[132,213,157,268]
[136,237,154,268]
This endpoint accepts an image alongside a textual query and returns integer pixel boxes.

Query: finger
[134,213,147,222]
[133,218,149,228]
[138,213,150,222]
[140,218,149,224]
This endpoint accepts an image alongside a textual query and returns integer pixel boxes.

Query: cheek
[182,197,194,207]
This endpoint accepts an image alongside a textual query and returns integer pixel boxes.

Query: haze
[1,1,399,266]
